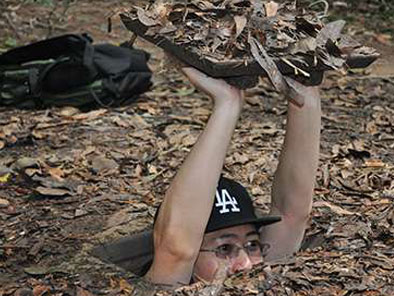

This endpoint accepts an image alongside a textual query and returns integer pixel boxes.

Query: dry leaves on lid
[122,0,379,89]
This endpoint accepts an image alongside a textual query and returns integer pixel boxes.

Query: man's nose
[230,249,253,274]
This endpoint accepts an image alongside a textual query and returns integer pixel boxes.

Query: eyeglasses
[200,240,270,260]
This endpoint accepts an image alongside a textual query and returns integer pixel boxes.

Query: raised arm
[261,82,321,260]
[146,68,244,285]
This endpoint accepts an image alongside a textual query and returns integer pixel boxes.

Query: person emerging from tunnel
[146,67,321,286]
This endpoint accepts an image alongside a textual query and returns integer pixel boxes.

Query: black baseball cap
[205,176,281,232]
[91,176,281,276]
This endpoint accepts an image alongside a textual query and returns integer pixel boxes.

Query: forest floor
[0,0,393,295]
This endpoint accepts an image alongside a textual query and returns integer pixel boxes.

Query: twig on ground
[4,12,21,40]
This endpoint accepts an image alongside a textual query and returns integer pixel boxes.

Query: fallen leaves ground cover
[0,0,393,295]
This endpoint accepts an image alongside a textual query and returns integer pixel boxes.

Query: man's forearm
[271,94,321,217]
[261,89,321,260]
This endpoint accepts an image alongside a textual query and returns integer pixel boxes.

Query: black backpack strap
[82,39,95,70]
[28,68,40,96]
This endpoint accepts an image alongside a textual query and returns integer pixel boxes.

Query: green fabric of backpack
[0,34,152,110]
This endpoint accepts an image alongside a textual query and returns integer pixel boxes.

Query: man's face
[192,224,263,282]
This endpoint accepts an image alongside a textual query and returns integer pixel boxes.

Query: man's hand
[182,67,244,110]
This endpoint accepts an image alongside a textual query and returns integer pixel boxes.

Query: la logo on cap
[215,189,240,214]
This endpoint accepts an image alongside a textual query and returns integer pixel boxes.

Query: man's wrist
[213,97,243,115]
[289,97,321,112]
[288,87,320,109]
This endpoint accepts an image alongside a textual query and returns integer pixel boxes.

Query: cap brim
[90,230,154,276]
[252,214,282,229]
[206,214,282,233]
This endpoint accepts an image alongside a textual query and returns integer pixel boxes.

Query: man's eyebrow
[246,231,259,237]
[215,233,238,241]
[209,231,259,243]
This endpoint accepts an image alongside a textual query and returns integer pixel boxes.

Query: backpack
[0,34,152,110]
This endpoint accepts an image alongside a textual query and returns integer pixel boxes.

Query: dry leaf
[33,285,50,296]
[264,1,279,17]
[76,287,94,296]
[234,15,247,39]
[14,288,33,296]
[340,169,352,179]
[135,6,161,27]
[75,209,88,217]
[13,157,40,171]
[1,123,18,137]
[364,159,385,168]
[314,201,358,216]
[248,36,287,93]
[291,37,317,53]
[47,167,65,182]
[24,266,51,275]
[32,129,46,139]
[25,168,41,177]
[0,198,10,208]
[72,109,107,120]
[0,172,11,183]
[260,123,279,135]
[113,117,130,128]
[105,208,134,229]
[58,106,80,117]
[81,146,96,158]
[35,187,71,197]
[316,20,346,46]
[245,95,261,106]
[119,279,134,293]
[8,135,17,144]
[182,134,196,147]
[91,155,119,173]
[374,33,392,45]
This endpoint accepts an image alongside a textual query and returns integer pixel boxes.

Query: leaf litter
[1,70,392,295]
